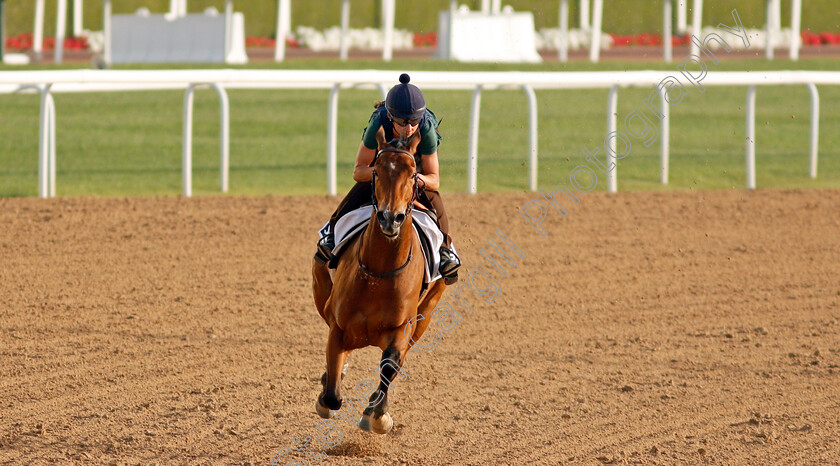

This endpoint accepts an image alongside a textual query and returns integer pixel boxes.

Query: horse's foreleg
[316,325,347,418]
[311,260,332,324]
[359,338,409,434]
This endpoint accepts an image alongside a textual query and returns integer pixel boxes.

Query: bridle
[369,147,421,219]
[359,147,420,279]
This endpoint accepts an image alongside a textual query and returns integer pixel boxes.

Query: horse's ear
[375,127,387,150]
[407,131,422,154]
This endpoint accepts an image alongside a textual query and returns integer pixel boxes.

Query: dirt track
[1,189,839,465]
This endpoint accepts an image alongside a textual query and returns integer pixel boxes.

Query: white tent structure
[436,1,541,63]
[554,0,806,63]
[101,0,245,65]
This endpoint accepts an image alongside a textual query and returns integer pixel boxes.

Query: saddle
[317,204,455,285]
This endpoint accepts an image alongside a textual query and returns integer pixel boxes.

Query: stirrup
[438,246,461,284]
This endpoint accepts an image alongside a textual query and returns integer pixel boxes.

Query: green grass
[3,0,840,37]
[1,58,839,197]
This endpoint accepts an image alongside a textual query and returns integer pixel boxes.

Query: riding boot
[314,232,335,265]
[438,245,461,285]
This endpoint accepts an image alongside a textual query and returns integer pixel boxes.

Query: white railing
[1,69,836,198]
[557,0,805,63]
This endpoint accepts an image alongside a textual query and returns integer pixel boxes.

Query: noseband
[359,147,419,279]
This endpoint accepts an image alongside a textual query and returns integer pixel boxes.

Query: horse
[311,128,448,434]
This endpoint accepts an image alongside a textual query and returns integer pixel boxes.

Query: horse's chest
[335,295,415,346]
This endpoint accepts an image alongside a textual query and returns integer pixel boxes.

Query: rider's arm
[352,142,377,182]
[418,152,440,191]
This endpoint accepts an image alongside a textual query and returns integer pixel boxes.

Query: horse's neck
[359,214,413,275]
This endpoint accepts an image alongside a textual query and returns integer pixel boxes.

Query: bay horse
[311,128,447,434]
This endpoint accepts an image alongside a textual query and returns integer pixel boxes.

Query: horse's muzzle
[376,210,406,237]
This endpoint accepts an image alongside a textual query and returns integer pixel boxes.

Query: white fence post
[224,0,233,59]
[55,0,68,64]
[663,0,673,63]
[589,0,603,62]
[103,0,112,66]
[38,84,53,198]
[765,0,774,60]
[327,83,340,196]
[558,0,569,62]
[34,0,45,61]
[48,93,56,197]
[660,86,670,184]
[212,84,230,193]
[181,83,231,197]
[183,84,196,197]
[746,85,757,189]
[791,0,802,61]
[339,0,351,61]
[382,0,395,62]
[808,83,819,179]
[690,0,703,57]
[275,0,290,61]
[579,0,590,31]
[491,0,501,14]
[606,85,618,193]
[522,85,538,192]
[467,85,482,194]
[73,0,83,37]
[676,0,687,34]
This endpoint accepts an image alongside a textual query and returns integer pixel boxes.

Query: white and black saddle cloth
[318,205,458,284]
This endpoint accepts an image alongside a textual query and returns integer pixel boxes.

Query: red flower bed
[413,32,437,47]
[818,31,840,45]
[5,33,89,51]
[5,33,33,50]
[608,30,840,47]
[610,33,668,47]
[244,36,298,48]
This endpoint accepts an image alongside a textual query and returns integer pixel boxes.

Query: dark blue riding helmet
[385,73,425,120]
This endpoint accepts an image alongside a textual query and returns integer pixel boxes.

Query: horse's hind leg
[359,339,408,434]
[316,325,347,418]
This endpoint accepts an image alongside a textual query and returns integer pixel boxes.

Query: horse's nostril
[377,211,386,222]
[395,213,405,224]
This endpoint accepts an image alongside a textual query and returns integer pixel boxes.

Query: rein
[359,147,419,279]
[358,243,414,279]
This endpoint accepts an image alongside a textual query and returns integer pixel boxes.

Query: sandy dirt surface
[1,189,839,465]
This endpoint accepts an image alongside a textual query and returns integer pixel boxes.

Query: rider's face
[392,119,419,138]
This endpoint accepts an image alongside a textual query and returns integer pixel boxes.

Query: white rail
[0,70,835,198]
[606,85,619,192]
[182,83,230,197]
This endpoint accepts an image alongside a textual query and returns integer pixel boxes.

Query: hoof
[358,412,393,435]
[315,399,332,419]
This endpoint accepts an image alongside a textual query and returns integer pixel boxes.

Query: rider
[315,73,461,283]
